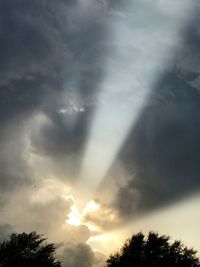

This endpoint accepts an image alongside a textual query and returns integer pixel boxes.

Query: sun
[66,199,100,231]
[66,204,82,226]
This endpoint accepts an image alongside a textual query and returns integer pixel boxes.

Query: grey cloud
[0,0,113,195]
[1,193,72,237]
[28,196,72,234]
[0,0,72,83]
[0,0,110,122]
[24,2,114,179]
[109,10,200,218]
[0,120,35,193]
[0,4,60,122]
[61,243,106,267]
[0,0,72,122]
[61,243,94,267]
[0,224,13,241]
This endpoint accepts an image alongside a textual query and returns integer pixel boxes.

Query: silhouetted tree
[0,232,61,267]
[106,232,200,267]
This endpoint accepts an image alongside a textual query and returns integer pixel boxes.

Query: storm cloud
[0,0,200,264]
[109,6,200,218]
[0,0,113,190]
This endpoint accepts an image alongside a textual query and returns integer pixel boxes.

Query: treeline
[0,231,199,267]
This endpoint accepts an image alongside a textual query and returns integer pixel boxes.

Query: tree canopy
[106,232,200,267]
[0,231,61,267]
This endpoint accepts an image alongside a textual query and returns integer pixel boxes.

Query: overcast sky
[0,0,200,266]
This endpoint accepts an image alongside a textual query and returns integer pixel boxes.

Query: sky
[0,0,200,266]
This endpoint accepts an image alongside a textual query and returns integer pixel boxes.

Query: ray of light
[79,0,194,194]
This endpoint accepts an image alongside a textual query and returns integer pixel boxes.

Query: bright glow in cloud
[80,0,194,192]
[66,200,101,231]
[83,200,100,215]
[67,204,82,226]
[88,230,125,255]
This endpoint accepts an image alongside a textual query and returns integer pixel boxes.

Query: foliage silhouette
[106,232,200,267]
[0,231,61,267]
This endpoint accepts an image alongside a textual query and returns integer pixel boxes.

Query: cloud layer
[0,0,200,266]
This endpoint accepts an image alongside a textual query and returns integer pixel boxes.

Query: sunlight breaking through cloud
[79,0,194,193]
[66,199,101,232]
[67,204,82,227]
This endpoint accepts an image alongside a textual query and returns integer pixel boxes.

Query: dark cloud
[0,0,110,123]
[110,10,200,218]
[0,0,71,121]
[0,0,113,191]
[0,0,73,192]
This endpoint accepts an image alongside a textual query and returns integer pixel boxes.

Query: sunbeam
[79,0,193,193]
